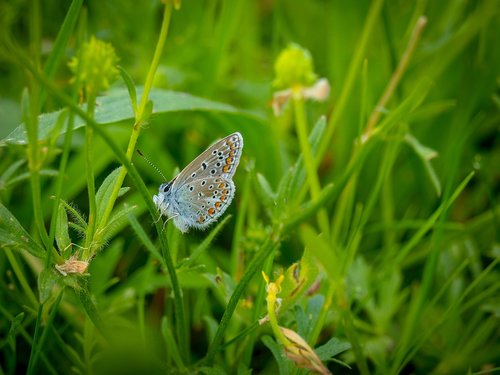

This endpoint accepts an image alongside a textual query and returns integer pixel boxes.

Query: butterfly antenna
[137,149,168,181]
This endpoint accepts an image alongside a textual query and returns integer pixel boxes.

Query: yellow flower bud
[273,43,318,89]
[68,36,119,95]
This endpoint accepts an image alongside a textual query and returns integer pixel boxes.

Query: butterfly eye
[161,183,171,193]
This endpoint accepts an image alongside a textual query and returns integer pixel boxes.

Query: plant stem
[308,282,334,346]
[317,0,384,163]
[363,16,427,139]
[83,95,97,257]
[293,93,330,236]
[27,290,64,375]
[96,1,173,233]
[4,249,39,307]
[24,0,49,250]
[48,111,75,248]
[136,3,173,123]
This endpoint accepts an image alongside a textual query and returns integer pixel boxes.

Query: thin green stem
[343,302,370,375]
[293,94,321,197]
[308,282,334,346]
[293,94,330,236]
[242,250,275,366]
[24,91,50,251]
[27,290,64,375]
[30,0,41,71]
[83,96,97,257]
[231,170,251,278]
[96,1,173,235]
[364,16,427,138]
[318,0,385,163]
[29,163,51,249]
[136,2,173,122]
[27,2,42,251]
[4,249,39,307]
[48,110,76,249]
[26,303,44,375]
[267,290,290,349]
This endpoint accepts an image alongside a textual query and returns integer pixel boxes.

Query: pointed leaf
[38,267,59,303]
[261,335,293,374]
[315,337,352,362]
[161,316,184,369]
[256,173,276,211]
[7,312,25,351]
[60,199,87,229]
[56,202,71,256]
[95,167,122,226]
[117,65,138,114]
[290,116,327,196]
[3,88,264,145]
[404,133,442,196]
[0,202,45,259]
[182,214,231,268]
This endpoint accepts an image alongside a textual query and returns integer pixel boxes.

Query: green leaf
[315,337,352,362]
[284,183,335,233]
[40,0,83,105]
[88,241,122,296]
[205,268,237,305]
[48,109,68,148]
[292,295,326,342]
[3,88,264,145]
[279,247,320,313]
[100,202,137,245]
[95,167,122,226]
[0,202,45,259]
[370,79,432,140]
[38,267,59,303]
[198,366,228,375]
[139,99,154,123]
[261,335,292,374]
[56,202,71,256]
[404,133,442,196]
[256,173,276,212]
[7,312,25,351]
[274,166,294,219]
[180,214,231,269]
[127,212,164,267]
[60,199,87,229]
[117,65,138,114]
[299,224,338,282]
[0,159,25,186]
[161,316,185,369]
[118,186,130,197]
[289,116,327,197]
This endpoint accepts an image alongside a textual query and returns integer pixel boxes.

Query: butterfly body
[153,132,243,233]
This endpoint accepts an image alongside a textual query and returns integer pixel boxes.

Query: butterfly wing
[173,176,236,229]
[171,132,243,190]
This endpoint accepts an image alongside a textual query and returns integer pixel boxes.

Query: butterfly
[153,132,243,233]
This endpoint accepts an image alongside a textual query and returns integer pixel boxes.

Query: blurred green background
[0,0,499,374]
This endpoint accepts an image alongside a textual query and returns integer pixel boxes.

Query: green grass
[0,0,499,374]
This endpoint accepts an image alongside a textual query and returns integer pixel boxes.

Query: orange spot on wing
[208,207,215,216]
[223,165,231,173]
[215,202,221,209]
